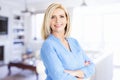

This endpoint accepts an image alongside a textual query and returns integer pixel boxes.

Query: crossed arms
[64,61,90,80]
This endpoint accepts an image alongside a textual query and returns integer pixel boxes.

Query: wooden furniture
[8,61,39,80]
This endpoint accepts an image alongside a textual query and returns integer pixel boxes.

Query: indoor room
[0,0,120,80]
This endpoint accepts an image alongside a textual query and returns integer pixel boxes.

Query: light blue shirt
[41,34,95,80]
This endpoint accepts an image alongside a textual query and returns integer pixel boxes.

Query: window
[72,7,104,51]
[31,13,44,40]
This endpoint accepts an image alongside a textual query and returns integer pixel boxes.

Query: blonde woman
[41,3,95,80]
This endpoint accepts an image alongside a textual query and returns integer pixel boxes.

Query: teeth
[56,25,60,26]
[55,25,60,26]
[56,24,61,26]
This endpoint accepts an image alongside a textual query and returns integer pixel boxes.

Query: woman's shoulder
[42,38,53,46]
[67,37,80,46]
[41,35,56,48]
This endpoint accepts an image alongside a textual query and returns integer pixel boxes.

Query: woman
[40,3,95,80]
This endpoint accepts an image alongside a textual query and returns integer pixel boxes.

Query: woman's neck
[52,32,71,52]
[52,32,65,41]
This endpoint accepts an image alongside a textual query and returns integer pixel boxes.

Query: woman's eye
[51,15,65,19]
[60,15,64,18]
[51,16,55,19]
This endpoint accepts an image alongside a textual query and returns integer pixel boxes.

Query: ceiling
[1,0,120,12]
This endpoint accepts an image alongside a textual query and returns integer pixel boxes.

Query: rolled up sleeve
[80,48,95,78]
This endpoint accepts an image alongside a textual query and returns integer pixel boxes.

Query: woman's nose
[56,17,60,23]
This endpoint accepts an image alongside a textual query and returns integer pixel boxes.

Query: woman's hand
[77,78,83,80]
[84,61,90,66]
[64,70,84,79]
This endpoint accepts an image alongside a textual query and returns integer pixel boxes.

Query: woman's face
[50,8,67,34]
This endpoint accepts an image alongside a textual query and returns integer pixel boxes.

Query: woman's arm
[80,51,95,78]
[64,61,90,78]
[64,70,84,78]
[74,39,95,78]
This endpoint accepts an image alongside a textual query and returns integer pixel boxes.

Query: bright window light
[31,13,44,40]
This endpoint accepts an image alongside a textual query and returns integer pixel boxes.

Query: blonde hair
[41,3,71,40]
